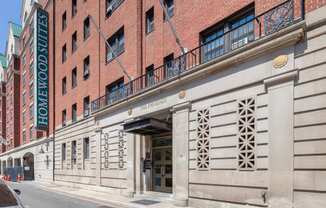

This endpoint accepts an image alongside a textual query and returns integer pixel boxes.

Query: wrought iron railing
[92,0,303,112]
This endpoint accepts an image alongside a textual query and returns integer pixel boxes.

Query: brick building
[0,0,326,207]
[0,54,7,154]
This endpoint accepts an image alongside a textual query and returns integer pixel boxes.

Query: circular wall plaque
[179,90,186,99]
[273,55,288,69]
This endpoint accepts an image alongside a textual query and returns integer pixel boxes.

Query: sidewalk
[34,181,190,208]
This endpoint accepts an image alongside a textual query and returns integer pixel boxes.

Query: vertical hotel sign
[34,8,49,130]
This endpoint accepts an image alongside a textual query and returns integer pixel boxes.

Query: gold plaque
[179,90,186,99]
[273,55,288,69]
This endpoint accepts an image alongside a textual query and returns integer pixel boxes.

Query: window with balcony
[83,96,90,117]
[83,56,90,80]
[71,140,77,165]
[163,0,174,21]
[84,16,90,40]
[83,137,90,160]
[106,0,124,17]
[146,7,154,34]
[62,109,67,127]
[72,103,77,122]
[62,11,67,31]
[201,6,254,63]
[62,143,66,161]
[106,78,124,104]
[62,44,67,63]
[62,77,67,95]
[72,0,77,17]
[164,53,175,77]
[106,27,124,62]
[72,31,77,53]
[72,67,77,88]
[145,64,155,87]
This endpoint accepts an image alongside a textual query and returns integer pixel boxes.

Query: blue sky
[0,0,21,54]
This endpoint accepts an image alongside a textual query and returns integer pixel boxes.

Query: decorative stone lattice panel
[237,97,256,170]
[118,130,125,169]
[196,109,210,170]
[103,132,110,169]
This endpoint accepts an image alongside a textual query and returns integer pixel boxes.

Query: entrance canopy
[123,118,171,135]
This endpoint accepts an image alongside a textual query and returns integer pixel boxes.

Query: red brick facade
[0,82,6,153]
[5,55,20,151]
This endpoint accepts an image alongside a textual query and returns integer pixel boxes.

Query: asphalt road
[9,182,113,208]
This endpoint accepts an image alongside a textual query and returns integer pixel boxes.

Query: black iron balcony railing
[92,0,303,112]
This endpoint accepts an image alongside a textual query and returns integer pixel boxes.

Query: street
[9,182,112,208]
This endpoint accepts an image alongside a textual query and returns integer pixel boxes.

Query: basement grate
[131,199,160,205]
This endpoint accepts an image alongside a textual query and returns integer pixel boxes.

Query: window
[22,93,26,106]
[71,140,77,165]
[72,31,77,53]
[164,53,175,77]
[72,103,77,122]
[106,78,124,104]
[83,56,90,80]
[22,131,26,144]
[29,61,34,78]
[62,143,66,161]
[83,96,90,117]
[29,126,33,140]
[145,64,155,87]
[22,74,26,88]
[62,77,67,95]
[62,44,67,63]
[106,27,124,62]
[106,0,124,17]
[62,109,67,126]
[62,11,67,31]
[72,0,77,17]
[83,137,90,159]
[146,7,154,34]
[72,67,77,88]
[30,104,34,120]
[29,83,34,97]
[22,112,26,126]
[83,16,90,40]
[163,0,174,21]
[201,7,254,62]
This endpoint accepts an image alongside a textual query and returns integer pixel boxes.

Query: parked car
[0,180,24,208]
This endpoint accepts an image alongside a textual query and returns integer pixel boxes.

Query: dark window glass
[0,184,18,207]
[145,64,155,87]
[62,44,67,63]
[71,140,77,164]
[72,67,77,88]
[146,7,154,34]
[230,13,255,50]
[106,0,124,17]
[72,0,77,17]
[72,31,77,53]
[83,56,90,80]
[62,11,67,31]
[83,17,90,40]
[72,103,77,122]
[84,137,90,159]
[163,0,174,21]
[106,27,124,62]
[62,143,66,160]
[62,77,67,95]
[164,53,176,77]
[202,28,225,63]
[62,109,67,126]
[105,78,124,104]
[83,96,90,117]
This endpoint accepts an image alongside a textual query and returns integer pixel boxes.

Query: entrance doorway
[23,152,34,180]
[152,135,172,193]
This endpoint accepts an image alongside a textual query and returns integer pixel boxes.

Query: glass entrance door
[152,147,172,193]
